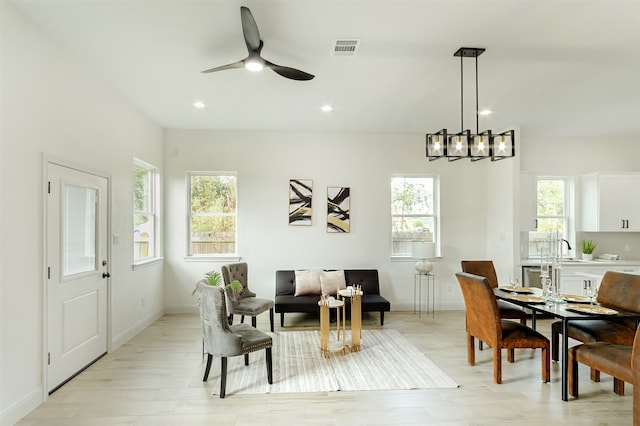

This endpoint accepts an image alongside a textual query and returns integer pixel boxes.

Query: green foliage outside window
[189,174,237,255]
[391,177,436,256]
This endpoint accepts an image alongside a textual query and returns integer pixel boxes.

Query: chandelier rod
[475,54,479,135]
[460,54,464,132]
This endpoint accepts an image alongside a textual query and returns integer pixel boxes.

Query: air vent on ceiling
[331,39,361,57]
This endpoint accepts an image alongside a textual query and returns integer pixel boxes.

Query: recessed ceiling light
[193,101,206,109]
[479,109,492,116]
[321,105,333,112]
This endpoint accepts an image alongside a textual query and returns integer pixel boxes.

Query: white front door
[46,163,109,392]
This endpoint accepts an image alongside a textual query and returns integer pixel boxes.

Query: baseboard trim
[111,308,164,351]
[1,387,42,426]
[164,304,199,314]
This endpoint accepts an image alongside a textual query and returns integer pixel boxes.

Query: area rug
[208,329,458,396]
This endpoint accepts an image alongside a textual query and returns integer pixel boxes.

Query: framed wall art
[327,186,350,233]
[289,179,313,225]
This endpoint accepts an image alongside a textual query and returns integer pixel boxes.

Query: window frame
[529,176,574,258]
[133,159,160,266]
[186,171,239,260]
[390,174,440,259]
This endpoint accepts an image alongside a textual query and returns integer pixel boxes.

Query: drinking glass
[585,281,597,305]
[510,277,520,295]
[543,278,554,306]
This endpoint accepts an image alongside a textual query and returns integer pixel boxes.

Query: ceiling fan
[202,6,314,81]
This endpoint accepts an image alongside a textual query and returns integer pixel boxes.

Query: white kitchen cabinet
[558,264,640,295]
[580,173,640,232]
[557,267,589,295]
[520,173,537,231]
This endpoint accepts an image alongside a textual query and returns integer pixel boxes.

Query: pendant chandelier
[426,47,514,162]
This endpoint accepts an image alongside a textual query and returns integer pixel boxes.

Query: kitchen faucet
[560,239,572,257]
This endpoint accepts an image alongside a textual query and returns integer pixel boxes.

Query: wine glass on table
[510,277,521,296]
[585,280,597,305]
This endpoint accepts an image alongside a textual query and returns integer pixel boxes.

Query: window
[391,176,438,257]
[133,160,159,262]
[188,173,237,256]
[528,177,572,257]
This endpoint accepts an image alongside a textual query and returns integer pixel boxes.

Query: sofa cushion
[294,269,322,296]
[320,270,346,295]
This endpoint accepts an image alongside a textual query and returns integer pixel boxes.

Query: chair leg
[244,353,249,366]
[551,329,559,361]
[280,313,285,328]
[380,311,384,326]
[542,346,550,383]
[507,348,515,363]
[251,316,257,328]
[569,353,579,397]
[520,317,527,326]
[493,347,502,384]
[228,314,234,325]
[479,340,484,350]
[241,315,245,324]
[270,308,274,332]
[219,357,227,398]
[203,354,213,382]
[634,383,640,425]
[266,347,273,384]
[590,368,601,382]
[467,334,475,366]
[614,378,626,396]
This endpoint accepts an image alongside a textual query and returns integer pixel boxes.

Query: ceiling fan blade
[201,60,245,73]
[265,61,315,81]
[240,6,261,52]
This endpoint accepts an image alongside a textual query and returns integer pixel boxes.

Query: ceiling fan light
[245,60,264,72]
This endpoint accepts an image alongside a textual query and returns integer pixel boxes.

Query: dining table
[494,286,640,401]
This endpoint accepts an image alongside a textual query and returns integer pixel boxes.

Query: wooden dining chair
[455,272,550,384]
[461,260,528,349]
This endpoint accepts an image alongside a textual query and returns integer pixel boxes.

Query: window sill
[184,255,241,262]
[390,255,441,262]
[132,257,164,270]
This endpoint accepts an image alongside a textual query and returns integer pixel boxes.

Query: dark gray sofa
[275,269,391,327]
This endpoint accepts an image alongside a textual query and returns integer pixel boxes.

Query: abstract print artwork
[327,187,350,233]
[289,179,313,225]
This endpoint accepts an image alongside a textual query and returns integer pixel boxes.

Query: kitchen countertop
[520,258,640,267]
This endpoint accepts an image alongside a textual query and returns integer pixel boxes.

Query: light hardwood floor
[18,311,633,425]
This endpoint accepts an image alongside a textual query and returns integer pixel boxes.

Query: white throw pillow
[320,270,347,296]
[294,269,322,296]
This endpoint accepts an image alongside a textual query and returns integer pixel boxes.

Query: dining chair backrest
[597,271,640,313]
[461,260,499,289]
[456,272,502,347]
[197,280,243,358]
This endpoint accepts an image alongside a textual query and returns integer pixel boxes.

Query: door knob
[102,272,111,279]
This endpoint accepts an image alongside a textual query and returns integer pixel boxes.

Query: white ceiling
[9,0,640,139]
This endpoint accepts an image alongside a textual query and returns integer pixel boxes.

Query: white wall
[163,129,514,314]
[0,5,164,424]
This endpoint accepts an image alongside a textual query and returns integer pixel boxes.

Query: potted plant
[580,240,597,261]
[192,271,243,295]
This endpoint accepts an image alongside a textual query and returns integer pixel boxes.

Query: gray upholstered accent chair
[221,263,275,332]
[197,280,273,398]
